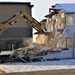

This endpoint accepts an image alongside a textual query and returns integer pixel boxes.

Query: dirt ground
[1,69,75,75]
[0,68,5,74]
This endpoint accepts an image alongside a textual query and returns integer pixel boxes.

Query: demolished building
[24,3,75,60]
[16,3,75,61]
[1,3,75,62]
[44,3,75,58]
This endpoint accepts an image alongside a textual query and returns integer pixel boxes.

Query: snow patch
[0,59,75,73]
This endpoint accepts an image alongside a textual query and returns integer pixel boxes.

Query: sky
[0,0,75,21]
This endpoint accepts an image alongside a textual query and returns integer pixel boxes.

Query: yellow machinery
[0,11,46,36]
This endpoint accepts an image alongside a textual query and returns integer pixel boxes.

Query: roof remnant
[45,11,58,18]
[50,3,75,12]
[0,2,34,8]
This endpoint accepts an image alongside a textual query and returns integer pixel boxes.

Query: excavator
[0,10,69,62]
[0,10,65,48]
[0,10,48,62]
[0,11,47,36]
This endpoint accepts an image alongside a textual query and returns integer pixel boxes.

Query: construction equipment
[0,11,46,36]
[0,10,66,48]
[0,10,69,62]
[0,10,48,62]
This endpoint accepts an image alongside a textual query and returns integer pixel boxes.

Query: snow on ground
[0,49,75,73]
[0,59,75,73]
[0,51,13,55]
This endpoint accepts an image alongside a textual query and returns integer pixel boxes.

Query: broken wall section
[35,11,66,48]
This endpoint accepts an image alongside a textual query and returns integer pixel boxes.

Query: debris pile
[9,10,69,62]
[9,42,53,62]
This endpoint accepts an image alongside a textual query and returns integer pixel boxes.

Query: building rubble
[9,9,71,62]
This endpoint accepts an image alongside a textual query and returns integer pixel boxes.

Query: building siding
[0,2,33,51]
[1,27,32,38]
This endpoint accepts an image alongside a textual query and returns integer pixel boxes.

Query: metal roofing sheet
[51,4,75,12]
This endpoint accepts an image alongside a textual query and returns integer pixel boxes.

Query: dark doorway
[8,41,22,50]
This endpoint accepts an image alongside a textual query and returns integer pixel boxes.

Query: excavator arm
[20,11,44,32]
[0,14,24,35]
[0,11,46,36]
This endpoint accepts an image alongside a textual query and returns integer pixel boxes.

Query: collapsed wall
[35,31,63,48]
[18,11,66,50]
[36,33,53,47]
[10,10,68,61]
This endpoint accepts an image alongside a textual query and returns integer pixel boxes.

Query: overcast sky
[0,0,75,21]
